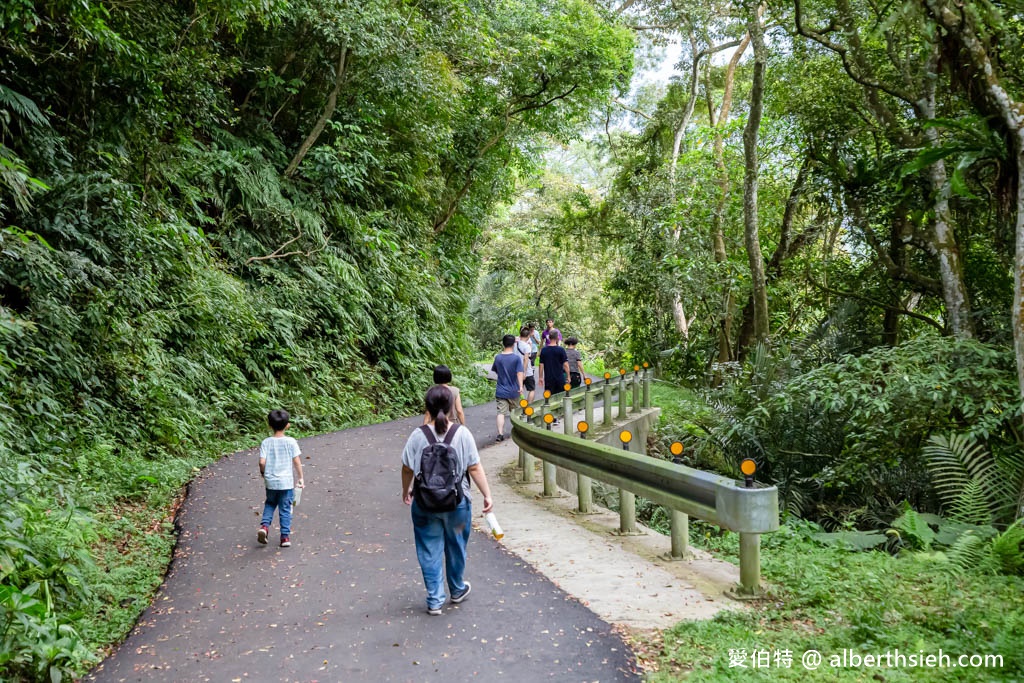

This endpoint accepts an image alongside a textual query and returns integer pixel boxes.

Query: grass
[643,523,1024,681]
[640,381,1024,682]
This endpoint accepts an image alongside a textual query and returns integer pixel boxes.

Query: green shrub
[697,337,1021,524]
[0,463,97,681]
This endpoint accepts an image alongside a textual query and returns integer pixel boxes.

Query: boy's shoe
[280,536,291,547]
[496,434,505,442]
[427,606,443,616]
[258,526,268,545]
[450,581,471,604]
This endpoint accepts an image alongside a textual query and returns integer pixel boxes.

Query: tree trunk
[742,7,769,344]
[668,34,742,340]
[671,295,690,338]
[736,158,813,359]
[925,134,975,338]
[917,46,973,338]
[711,35,750,366]
[284,41,349,178]
[919,0,1024,397]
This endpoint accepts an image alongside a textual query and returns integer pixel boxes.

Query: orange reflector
[543,390,551,399]
[564,383,571,392]
[619,430,633,444]
[643,362,650,368]
[577,421,589,433]
[585,377,592,386]
[519,398,528,408]
[603,372,611,380]
[619,368,626,375]
[524,406,534,417]
[740,459,757,476]
[543,413,554,424]
[670,442,684,456]
[633,365,640,372]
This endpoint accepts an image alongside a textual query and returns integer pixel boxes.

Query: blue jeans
[410,497,471,609]
[261,488,294,537]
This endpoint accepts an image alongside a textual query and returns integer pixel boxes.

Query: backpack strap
[440,425,469,486]
[442,424,459,445]
[420,424,438,444]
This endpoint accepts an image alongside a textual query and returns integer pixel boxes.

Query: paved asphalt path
[88,400,640,683]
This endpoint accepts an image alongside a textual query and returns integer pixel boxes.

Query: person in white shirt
[258,409,304,548]
[517,326,536,401]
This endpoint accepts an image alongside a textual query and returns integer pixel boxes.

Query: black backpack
[413,424,464,512]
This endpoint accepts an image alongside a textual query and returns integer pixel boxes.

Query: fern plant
[924,433,1024,526]
[990,520,1024,576]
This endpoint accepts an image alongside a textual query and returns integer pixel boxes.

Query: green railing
[511,367,779,596]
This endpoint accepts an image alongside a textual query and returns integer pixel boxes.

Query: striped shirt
[260,436,301,490]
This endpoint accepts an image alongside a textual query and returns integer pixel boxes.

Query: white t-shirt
[260,436,301,489]
[516,339,534,377]
[402,424,480,500]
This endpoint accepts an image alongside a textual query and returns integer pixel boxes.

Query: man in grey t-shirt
[564,337,585,389]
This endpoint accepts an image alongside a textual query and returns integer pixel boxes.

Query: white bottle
[484,512,504,540]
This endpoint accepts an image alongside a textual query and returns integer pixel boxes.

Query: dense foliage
[488,0,1024,531]
[0,1,632,679]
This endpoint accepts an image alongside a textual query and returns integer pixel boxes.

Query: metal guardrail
[511,368,779,596]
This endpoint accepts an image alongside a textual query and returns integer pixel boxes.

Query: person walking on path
[516,327,536,402]
[258,409,305,548]
[528,323,541,366]
[423,365,466,425]
[538,331,569,395]
[401,386,494,615]
[541,318,562,346]
[491,334,524,441]
[564,337,585,389]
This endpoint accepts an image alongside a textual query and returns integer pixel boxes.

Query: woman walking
[402,385,494,615]
[422,364,467,425]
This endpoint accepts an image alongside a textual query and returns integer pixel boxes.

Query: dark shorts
[524,376,536,392]
[570,372,582,388]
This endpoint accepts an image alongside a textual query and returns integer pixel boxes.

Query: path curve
[88,402,640,682]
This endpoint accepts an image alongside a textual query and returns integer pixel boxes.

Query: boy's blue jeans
[261,488,294,537]
[410,497,471,609]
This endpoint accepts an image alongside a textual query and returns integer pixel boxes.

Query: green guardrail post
[602,374,613,425]
[541,413,557,497]
[517,401,527,470]
[620,491,637,533]
[643,362,651,405]
[617,430,637,533]
[670,509,689,559]
[618,370,627,419]
[520,407,535,484]
[632,366,641,414]
[562,394,574,436]
[738,532,761,595]
[584,379,594,428]
[575,421,593,514]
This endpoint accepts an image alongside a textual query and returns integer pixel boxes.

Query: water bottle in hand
[484,512,503,540]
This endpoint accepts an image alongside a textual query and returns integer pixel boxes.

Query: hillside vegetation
[0,1,631,679]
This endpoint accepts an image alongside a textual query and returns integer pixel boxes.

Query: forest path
[87,402,641,682]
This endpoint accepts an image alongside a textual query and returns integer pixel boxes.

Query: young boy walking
[258,409,304,547]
